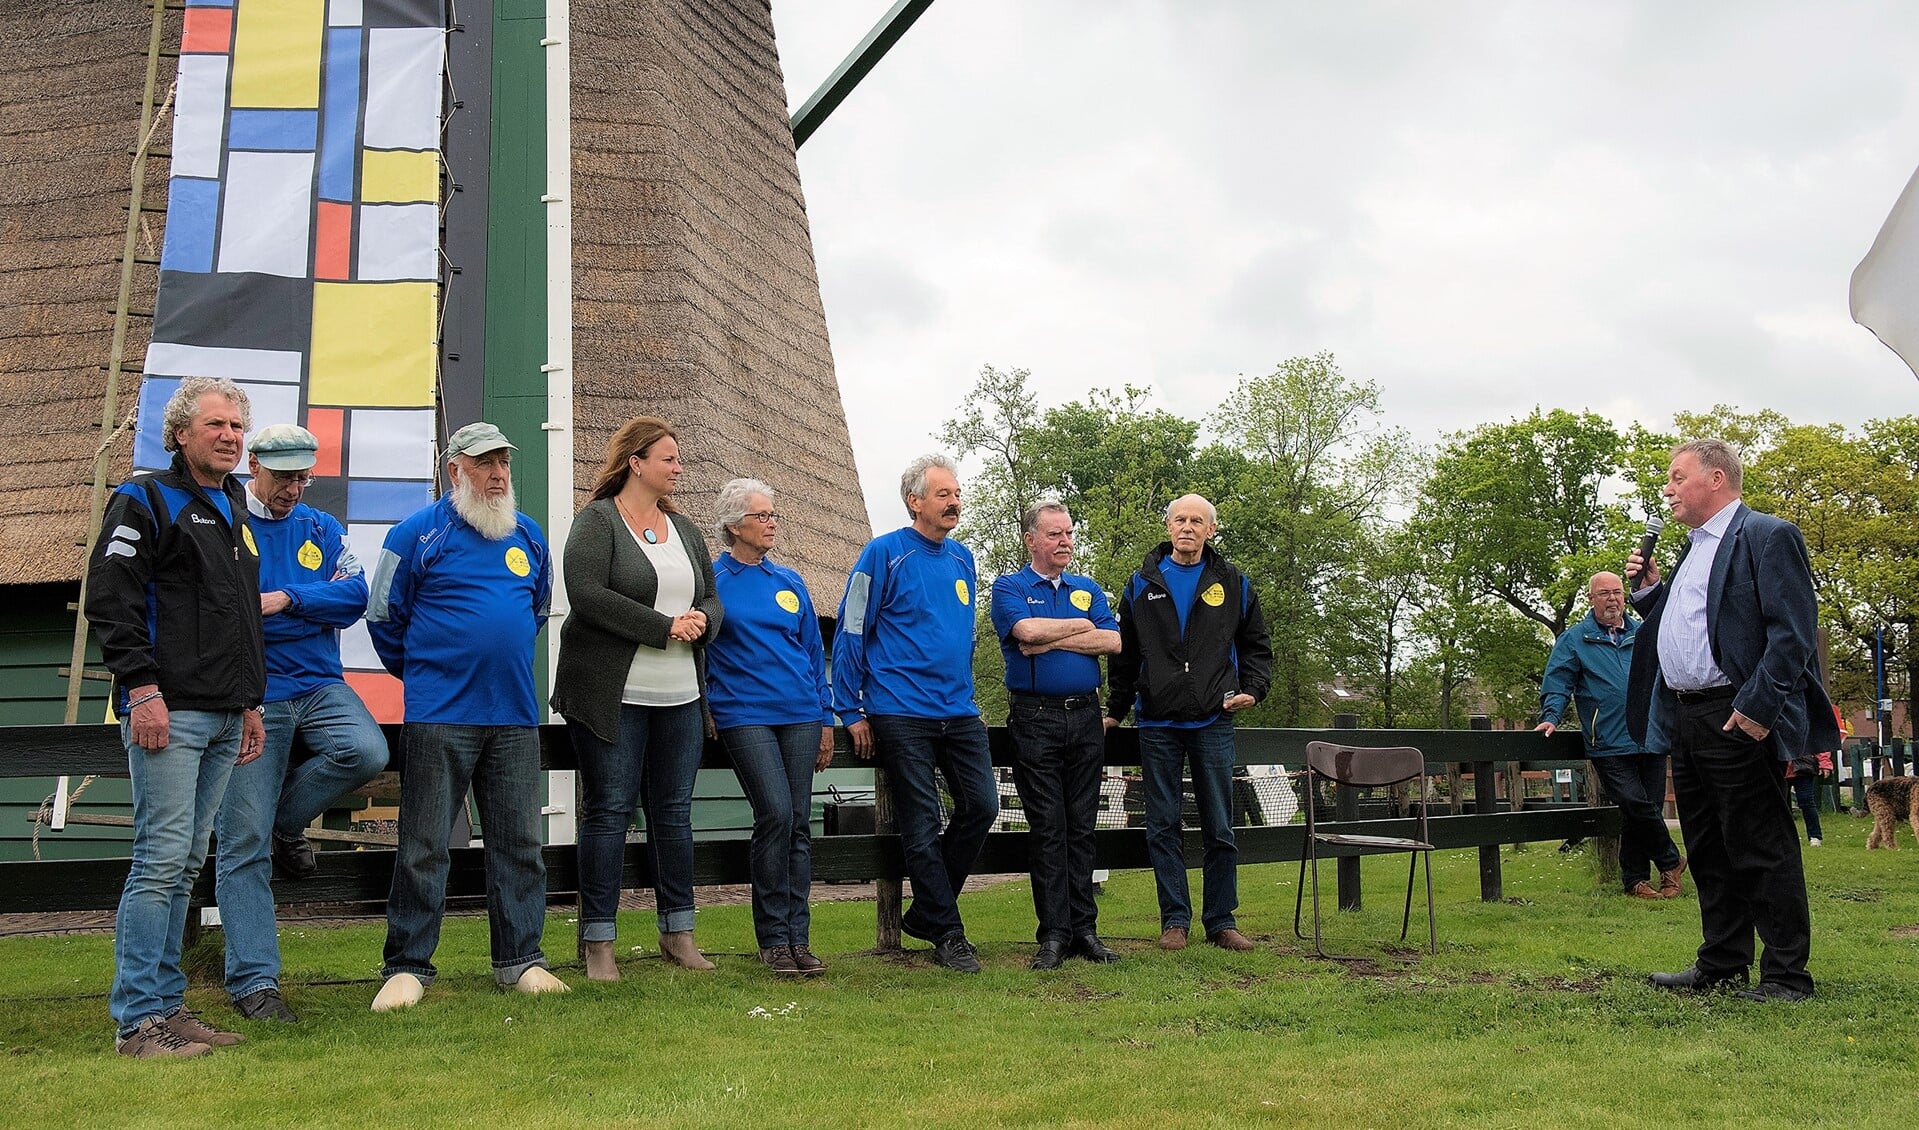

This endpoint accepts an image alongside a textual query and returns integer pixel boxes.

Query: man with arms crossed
[991,502,1122,970]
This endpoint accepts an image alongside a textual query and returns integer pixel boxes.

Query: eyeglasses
[1590,588,1625,598]
[267,470,314,486]
[743,511,780,523]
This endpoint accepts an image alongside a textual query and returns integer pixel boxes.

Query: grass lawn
[5,816,1917,1128]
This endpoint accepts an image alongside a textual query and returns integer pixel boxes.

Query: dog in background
[1865,776,1919,849]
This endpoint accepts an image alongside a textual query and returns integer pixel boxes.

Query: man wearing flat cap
[212,424,389,1024]
[365,422,565,1008]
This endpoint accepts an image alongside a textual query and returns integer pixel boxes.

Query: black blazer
[1626,502,1839,761]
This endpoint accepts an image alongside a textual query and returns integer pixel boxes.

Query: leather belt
[1672,684,1736,705]
[1010,691,1100,711]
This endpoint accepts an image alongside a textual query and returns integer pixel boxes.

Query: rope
[28,774,101,862]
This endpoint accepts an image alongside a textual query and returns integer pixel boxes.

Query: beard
[451,477,519,540]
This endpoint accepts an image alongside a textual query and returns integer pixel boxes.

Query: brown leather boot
[659,930,715,970]
[1159,926,1189,951]
[582,939,619,982]
[1207,927,1256,952]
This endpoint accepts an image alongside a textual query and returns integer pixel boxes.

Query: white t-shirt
[622,520,700,707]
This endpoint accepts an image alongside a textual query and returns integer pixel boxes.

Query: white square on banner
[145,343,303,384]
[236,381,301,445]
[172,55,228,180]
[358,204,438,281]
[363,27,444,150]
[328,0,364,26]
[217,151,315,278]
[347,408,436,479]
[339,619,382,671]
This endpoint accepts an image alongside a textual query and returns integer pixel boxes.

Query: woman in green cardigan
[550,417,723,980]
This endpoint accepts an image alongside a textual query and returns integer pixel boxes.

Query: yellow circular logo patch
[505,546,531,577]
[241,526,258,557]
[1200,582,1226,607]
[955,579,971,606]
[776,589,802,614]
[1070,588,1093,612]
[297,539,322,571]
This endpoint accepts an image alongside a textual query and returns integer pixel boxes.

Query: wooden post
[1506,739,1526,853]
[1471,715,1501,901]
[1587,762,1621,887]
[1334,713,1360,911]
[873,764,902,951]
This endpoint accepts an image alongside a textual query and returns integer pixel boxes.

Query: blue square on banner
[133,377,184,471]
[347,479,435,522]
[229,109,320,151]
[159,178,219,273]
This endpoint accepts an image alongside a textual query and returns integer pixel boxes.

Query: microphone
[1632,515,1664,586]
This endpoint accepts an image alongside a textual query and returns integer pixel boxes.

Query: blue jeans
[869,714,998,942]
[382,724,549,986]
[1590,752,1682,891]
[720,723,821,948]
[110,709,242,1034]
[1790,775,1824,840]
[215,682,388,999]
[571,701,704,938]
[1138,717,1239,935]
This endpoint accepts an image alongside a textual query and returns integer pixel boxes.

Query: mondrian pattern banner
[143,0,448,719]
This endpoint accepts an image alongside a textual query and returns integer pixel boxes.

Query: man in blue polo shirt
[365,422,567,1009]
[834,453,996,973]
[214,424,388,1025]
[991,502,1122,970]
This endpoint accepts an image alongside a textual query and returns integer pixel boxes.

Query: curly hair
[160,377,251,452]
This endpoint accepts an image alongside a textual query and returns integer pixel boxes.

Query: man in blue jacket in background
[1535,571,1685,901]
[213,425,389,1024]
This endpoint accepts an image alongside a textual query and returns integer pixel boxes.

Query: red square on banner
[181,8,232,54]
[344,671,405,725]
[314,202,352,281]
[305,407,344,476]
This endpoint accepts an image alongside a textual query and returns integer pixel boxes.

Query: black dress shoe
[932,934,982,974]
[1647,965,1749,993]
[272,832,318,880]
[232,986,299,1023]
[1031,940,1067,971]
[1069,934,1121,964]
[1734,982,1814,1003]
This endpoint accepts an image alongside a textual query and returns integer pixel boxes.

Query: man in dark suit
[1625,438,1838,1002]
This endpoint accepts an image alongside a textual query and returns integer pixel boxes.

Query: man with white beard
[364,423,567,1009]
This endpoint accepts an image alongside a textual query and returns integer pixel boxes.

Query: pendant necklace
[617,497,661,544]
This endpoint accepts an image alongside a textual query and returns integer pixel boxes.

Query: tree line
[939,357,1917,734]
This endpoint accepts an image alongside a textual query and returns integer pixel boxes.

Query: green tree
[937,365,1046,580]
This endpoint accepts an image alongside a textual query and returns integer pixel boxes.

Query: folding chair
[1292,741,1436,959]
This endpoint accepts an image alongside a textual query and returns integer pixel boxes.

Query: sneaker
[116,1015,211,1059]
[931,934,983,974]
[1808,837,1823,847]
[790,944,827,976]
[272,831,319,880]
[165,1007,243,1046]
[759,945,801,975]
[233,987,299,1023]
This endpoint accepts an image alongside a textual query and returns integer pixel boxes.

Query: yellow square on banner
[231,0,325,108]
[309,283,436,406]
[361,149,439,204]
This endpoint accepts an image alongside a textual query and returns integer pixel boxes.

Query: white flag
[1851,163,1919,380]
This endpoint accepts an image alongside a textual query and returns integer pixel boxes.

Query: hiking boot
[932,934,983,973]
[791,944,827,976]
[272,831,319,880]
[165,1007,243,1046]
[760,945,801,974]
[116,1015,211,1059]
[233,987,299,1023]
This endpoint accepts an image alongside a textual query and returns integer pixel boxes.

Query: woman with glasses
[706,478,834,975]
[551,417,722,979]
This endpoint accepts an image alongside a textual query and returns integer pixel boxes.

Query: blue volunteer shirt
[365,495,551,725]
[247,493,369,703]
[831,526,979,723]
[706,552,832,730]
[990,565,1117,696]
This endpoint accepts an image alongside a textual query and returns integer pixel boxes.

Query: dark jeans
[1006,694,1104,942]
[1668,693,1813,993]
[1138,717,1238,935]
[570,701,705,938]
[869,713,998,942]
[383,724,549,986]
[720,723,820,948]
[1590,752,1682,890]
[1790,775,1824,840]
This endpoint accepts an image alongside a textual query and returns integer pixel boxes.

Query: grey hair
[715,477,774,547]
[1020,500,1071,534]
[899,453,959,514]
[161,377,251,452]
[1672,438,1743,494]
[1166,493,1218,524]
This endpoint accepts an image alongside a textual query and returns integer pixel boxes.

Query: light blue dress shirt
[1656,500,1738,691]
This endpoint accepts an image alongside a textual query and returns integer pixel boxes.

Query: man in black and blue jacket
[1106,494,1272,953]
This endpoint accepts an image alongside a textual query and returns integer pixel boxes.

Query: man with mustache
[364,423,567,1009]
[1107,494,1271,953]
[834,454,997,972]
[1535,571,1685,900]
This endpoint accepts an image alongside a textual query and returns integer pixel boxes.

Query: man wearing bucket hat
[365,422,566,1009]
[212,424,389,1024]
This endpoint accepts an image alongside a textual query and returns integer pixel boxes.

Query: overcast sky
[770,1,1919,530]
